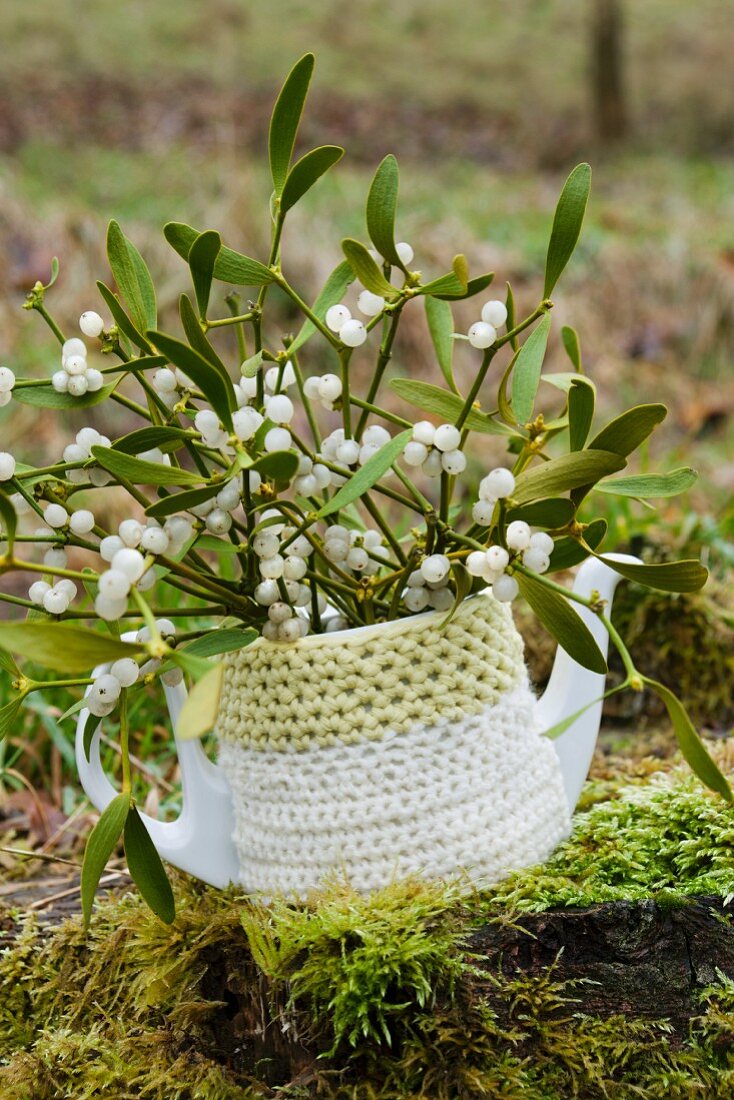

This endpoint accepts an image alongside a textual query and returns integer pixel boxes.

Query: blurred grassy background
[0,0,733,823]
[1,0,732,528]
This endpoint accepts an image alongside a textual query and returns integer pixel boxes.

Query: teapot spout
[535,553,641,811]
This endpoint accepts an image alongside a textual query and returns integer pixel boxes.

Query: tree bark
[208,895,734,1083]
[591,0,628,144]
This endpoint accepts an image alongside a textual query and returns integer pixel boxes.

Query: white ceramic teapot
[76,554,639,895]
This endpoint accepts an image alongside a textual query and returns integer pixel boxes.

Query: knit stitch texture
[215,596,571,897]
[217,593,524,752]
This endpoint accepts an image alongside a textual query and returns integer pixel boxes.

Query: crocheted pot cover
[216,594,571,896]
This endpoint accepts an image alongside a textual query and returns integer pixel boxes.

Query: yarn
[218,593,524,752]
[214,594,571,897]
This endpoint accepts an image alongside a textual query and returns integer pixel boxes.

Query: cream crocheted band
[214,596,571,897]
[217,593,525,753]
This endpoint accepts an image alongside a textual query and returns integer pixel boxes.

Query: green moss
[611,580,734,732]
[4,768,734,1097]
[482,770,734,913]
[243,879,468,1054]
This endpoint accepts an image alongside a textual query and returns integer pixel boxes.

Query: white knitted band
[217,678,571,898]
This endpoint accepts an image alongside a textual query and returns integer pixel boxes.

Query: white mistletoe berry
[52,371,69,393]
[347,547,369,572]
[466,551,490,578]
[44,547,67,570]
[336,439,360,466]
[153,367,177,394]
[98,568,131,600]
[79,311,105,338]
[62,338,86,361]
[118,519,143,548]
[0,453,16,481]
[433,424,461,453]
[404,586,430,613]
[28,580,51,604]
[481,468,516,500]
[467,321,497,349]
[264,362,296,393]
[339,319,367,347]
[266,394,295,425]
[529,531,554,556]
[522,547,551,573]
[94,594,127,622]
[412,421,436,447]
[492,574,519,603]
[0,367,15,393]
[441,449,466,475]
[254,579,279,606]
[205,508,232,535]
[362,425,390,448]
[253,532,280,558]
[325,304,351,332]
[480,300,508,328]
[357,290,385,317]
[429,586,454,612]
[232,406,263,442]
[317,373,342,403]
[140,526,170,555]
[67,375,89,397]
[259,554,284,579]
[111,547,145,583]
[403,441,428,467]
[264,427,292,453]
[42,586,68,615]
[472,501,495,526]
[283,555,308,581]
[110,658,139,687]
[44,503,68,529]
[506,521,531,551]
[422,449,443,478]
[396,241,414,266]
[69,509,95,535]
[486,545,510,573]
[420,554,450,584]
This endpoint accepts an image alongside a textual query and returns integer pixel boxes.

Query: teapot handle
[74,641,238,888]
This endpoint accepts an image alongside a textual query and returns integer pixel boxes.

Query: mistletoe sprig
[0,54,727,924]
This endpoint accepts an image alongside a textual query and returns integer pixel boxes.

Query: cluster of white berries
[251,525,319,641]
[319,424,392,479]
[135,620,183,686]
[86,621,178,717]
[237,361,296,407]
[325,304,367,348]
[51,337,104,397]
[95,544,147,620]
[322,523,387,571]
[403,421,465,477]
[466,527,554,604]
[303,372,342,412]
[0,366,15,409]
[292,454,332,498]
[152,365,189,408]
[30,502,96,572]
[28,577,77,616]
[63,426,113,486]
[323,242,414,348]
[472,466,516,525]
[467,299,508,350]
[403,553,454,613]
[87,657,139,717]
[187,478,250,535]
